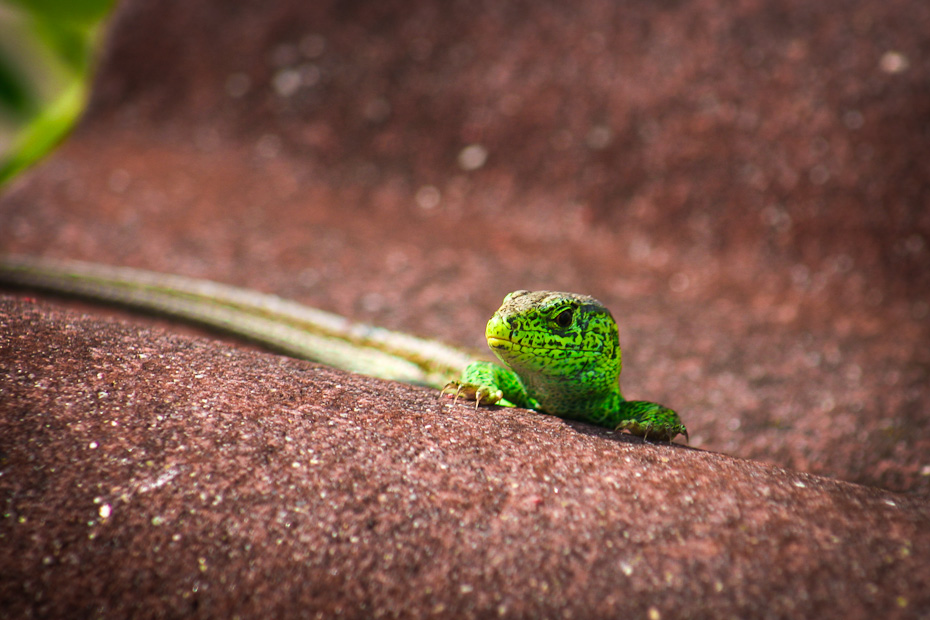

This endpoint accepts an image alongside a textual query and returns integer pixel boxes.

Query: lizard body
[0,255,686,441]
[445,290,687,441]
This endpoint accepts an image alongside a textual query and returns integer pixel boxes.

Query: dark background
[1,0,928,616]
[5,0,928,492]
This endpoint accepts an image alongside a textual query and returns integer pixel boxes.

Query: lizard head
[485,290,622,405]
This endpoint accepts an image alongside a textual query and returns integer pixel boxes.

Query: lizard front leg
[442,361,536,409]
[609,401,689,442]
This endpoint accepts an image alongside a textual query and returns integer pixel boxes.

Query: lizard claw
[614,420,688,443]
[441,381,503,408]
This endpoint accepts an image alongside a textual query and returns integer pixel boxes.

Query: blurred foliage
[0,0,115,185]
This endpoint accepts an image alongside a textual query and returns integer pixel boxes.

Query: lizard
[0,255,687,441]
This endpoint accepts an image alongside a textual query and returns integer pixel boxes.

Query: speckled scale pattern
[449,290,687,442]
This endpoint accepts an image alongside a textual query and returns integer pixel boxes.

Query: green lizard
[446,290,687,441]
[0,255,687,441]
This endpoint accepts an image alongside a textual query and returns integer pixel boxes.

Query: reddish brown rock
[2,299,928,618]
[1,0,929,616]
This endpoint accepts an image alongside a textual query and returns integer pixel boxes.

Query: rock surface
[1,0,929,617]
[2,299,929,618]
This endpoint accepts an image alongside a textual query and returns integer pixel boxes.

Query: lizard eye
[554,308,573,328]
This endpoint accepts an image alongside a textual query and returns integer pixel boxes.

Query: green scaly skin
[444,290,687,442]
[0,256,687,441]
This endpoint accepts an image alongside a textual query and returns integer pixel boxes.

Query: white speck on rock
[457,144,488,171]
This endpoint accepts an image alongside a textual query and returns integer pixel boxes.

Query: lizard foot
[613,401,689,443]
[441,381,503,409]
[615,419,689,443]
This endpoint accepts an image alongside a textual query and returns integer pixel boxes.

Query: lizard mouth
[486,336,513,350]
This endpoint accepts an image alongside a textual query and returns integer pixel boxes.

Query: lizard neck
[520,373,624,422]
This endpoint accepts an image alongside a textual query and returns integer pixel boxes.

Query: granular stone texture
[1,299,928,618]
[1,0,929,616]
